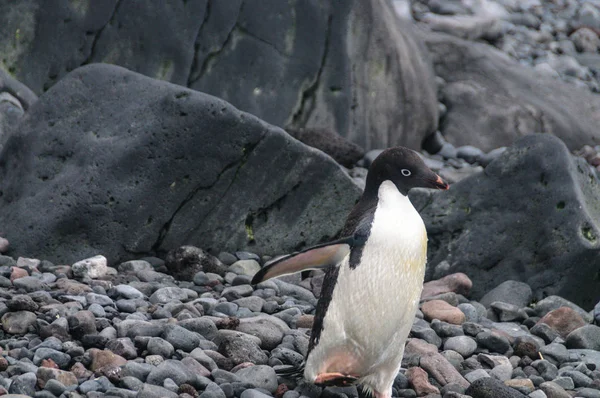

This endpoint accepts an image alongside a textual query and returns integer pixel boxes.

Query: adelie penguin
[251,146,449,398]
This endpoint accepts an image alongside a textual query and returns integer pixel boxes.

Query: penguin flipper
[251,237,357,284]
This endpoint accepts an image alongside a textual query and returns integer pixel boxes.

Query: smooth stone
[536,307,587,339]
[150,287,188,304]
[479,280,532,309]
[234,365,278,393]
[466,376,527,397]
[444,336,477,357]
[71,255,108,279]
[421,300,466,324]
[566,325,600,350]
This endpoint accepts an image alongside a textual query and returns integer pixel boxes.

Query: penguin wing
[251,235,364,284]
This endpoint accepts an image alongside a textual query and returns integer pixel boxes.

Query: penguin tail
[275,363,305,380]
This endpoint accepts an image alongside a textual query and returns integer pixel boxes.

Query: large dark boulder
[410,134,600,309]
[422,30,600,151]
[0,0,438,150]
[0,64,361,265]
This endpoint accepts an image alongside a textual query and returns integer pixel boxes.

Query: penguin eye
[401,169,411,177]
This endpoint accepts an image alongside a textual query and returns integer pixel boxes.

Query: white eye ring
[401,169,411,176]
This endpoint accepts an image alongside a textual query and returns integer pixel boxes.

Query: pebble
[71,255,108,279]
[479,280,533,308]
[444,336,477,357]
[421,300,466,324]
[147,337,175,358]
[536,307,587,339]
[234,365,278,392]
[566,325,600,350]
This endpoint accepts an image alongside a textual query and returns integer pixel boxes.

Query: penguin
[251,146,449,398]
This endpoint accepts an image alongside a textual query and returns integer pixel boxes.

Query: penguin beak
[431,174,449,190]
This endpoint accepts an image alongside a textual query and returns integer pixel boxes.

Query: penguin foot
[314,372,359,386]
[373,391,390,398]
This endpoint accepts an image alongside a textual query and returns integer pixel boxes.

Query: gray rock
[44,379,68,396]
[573,388,600,398]
[476,331,511,354]
[214,302,238,316]
[115,320,163,338]
[236,314,289,350]
[1,311,37,334]
[221,285,254,300]
[466,376,527,397]
[413,135,600,309]
[217,331,268,365]
[234,365,278,393]
[229,260,261,276]
[479,281,533,309]
[444,336,477,357]
[138,383,178,398]
[162,324,201,352]
[7,295,38,312]
[8,371,37,396]
[240,390,272,398]
[533,360,558,381]
[539,381,570,398]
[33,347,71,368]
[85,293,114,307]
[71,255,108,279]
[490,301,527,322]
[88,303,106,318]
[122,361,154,381]
[566,325,600,350]
[539,343,569,366]
[106,337,138,359]
[423,29,600,152]
[114,285,145,299]
[150,287,188,304]
[559,370,591,388]
[147,337,175,358]
[551,376,574,390]
[234,296,265,312]
[464,369,490,383]
[178,317,218,340]
[118,260,153,273]
[568,349,600,369]
[0,64,361,264]
[146,359,202,389]
[12,276,47,292]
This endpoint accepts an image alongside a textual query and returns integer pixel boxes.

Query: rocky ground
[407,0,600,94]
[0,147,598,398]
[0,236,599,398]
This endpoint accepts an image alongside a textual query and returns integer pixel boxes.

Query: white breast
[305,180,428,393]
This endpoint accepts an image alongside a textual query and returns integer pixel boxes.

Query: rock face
[0,64,361,264]
[422,30,600,151]
[0,0,437,150]
[411,134,600,309]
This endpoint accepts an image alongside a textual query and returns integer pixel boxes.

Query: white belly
[305,181,427,393]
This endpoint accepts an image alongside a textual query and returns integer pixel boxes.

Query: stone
[106,338,138,359]
[89,349,127,372]
[234,365,278,393]
[421,273,472,299]
[138,383,178,398]
[233,296,265,312]
[423,29,600,152]
[13,276,47,292]
[444,336,477,357]
[236,314,289,350]
[114,284,145,299]
[566,325,600,350]
[534,296,593,323]
[162,324,201,352]
[7,295,38,311]
[0,64,361,264]
[421,300,466,324]
[0,237,9,253]
[406,366,440,396]
[538,343,569,366]
[504,379,534,394]
[570,28,600,53]
[217,331,268,366]
[165,246,229,280]
[228,260,261,277]
[476,331,511,355]
[147,337,175,358]
[67,310,96,338]
[536,307,587,339]
[491,301,527,322]
[150,287,188,304]
[531,323,561,344]
[71,255,108,279]
[419,352,469,389]
[413,135,600,309]
[2,311,37,334]
[33,348,71,368]
[466,376,527,398]
[146,360,202,389]
[8,372,37,396]
[539,381,571,398]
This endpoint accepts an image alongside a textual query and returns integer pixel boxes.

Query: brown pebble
[10,267,28,281]
[296,314,314,329]
[421,300,466,325]
[179,384,199,397]
[0,357,8,371]
[275,383,289,398]
[406,366,440,396]
[41,358,59,369]
[421,273,472,299]
[536,307,586,339]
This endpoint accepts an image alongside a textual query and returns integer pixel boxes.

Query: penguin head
[365,146,449,196]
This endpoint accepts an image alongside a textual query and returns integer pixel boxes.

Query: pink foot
[314,372,359,386]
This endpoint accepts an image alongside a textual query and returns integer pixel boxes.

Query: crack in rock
[186,0,211,87]
[81,0,122,66]
[288,13,333,127]
[152,134,265,252]
[189,0,244,85]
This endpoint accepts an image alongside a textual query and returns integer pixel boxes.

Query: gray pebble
[162,324,201,352]
[235,365,278,393]
[444,336,478,357]
[150,287,188,304]
[147,337,174,358]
